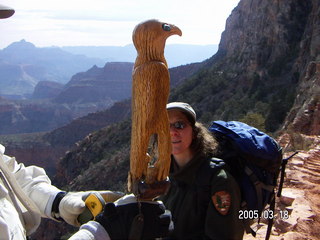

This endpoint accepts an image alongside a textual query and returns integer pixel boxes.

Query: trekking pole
[277,151,299,197]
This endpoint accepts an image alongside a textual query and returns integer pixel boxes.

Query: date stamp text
[238,209,289,220]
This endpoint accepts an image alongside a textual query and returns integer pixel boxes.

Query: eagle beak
[171,25,182,37]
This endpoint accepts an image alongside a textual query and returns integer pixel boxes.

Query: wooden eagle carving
[128,19,182,197]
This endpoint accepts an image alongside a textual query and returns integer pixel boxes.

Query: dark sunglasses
[170,121,188,130]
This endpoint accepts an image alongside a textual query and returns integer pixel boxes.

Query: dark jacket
[160,153,244,240]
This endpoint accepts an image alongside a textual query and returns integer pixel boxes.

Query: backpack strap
[244,167,275,213]
[195,157,225,202]
[196,158,225,188]
[244,166,278,238]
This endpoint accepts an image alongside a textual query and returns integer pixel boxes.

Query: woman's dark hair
[190,122,219,157]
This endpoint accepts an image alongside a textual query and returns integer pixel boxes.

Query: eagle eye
[162,23,171,31]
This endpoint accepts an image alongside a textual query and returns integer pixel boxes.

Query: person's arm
[205,169,244,239]
[3,149,123,225]
[3,151,61,218]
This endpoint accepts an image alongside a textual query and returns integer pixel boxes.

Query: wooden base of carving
[128,172,170,200]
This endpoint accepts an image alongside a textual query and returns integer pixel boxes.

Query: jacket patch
[212,191,231,215]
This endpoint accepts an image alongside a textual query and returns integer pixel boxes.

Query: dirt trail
[244,137,320,240]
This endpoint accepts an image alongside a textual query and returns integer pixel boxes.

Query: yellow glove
[57,191,124,226]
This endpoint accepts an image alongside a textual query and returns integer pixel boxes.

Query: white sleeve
[3,152,61,218]
[68,221,111,240]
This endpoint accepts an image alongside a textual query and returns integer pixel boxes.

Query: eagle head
[132,19,182,62]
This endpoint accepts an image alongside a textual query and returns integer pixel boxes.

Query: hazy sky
[0,0,240,49]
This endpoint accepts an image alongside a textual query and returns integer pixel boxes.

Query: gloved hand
[55,190,124,226]
[96,194,173,240]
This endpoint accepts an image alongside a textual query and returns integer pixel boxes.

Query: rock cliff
[32,81,64,99]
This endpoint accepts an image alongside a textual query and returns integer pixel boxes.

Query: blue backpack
[207,121,288,239]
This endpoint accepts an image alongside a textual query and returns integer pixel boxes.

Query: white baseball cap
[166,102,196,124]
[0,4,15,19]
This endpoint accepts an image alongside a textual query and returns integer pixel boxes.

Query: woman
[161,102,244,239]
